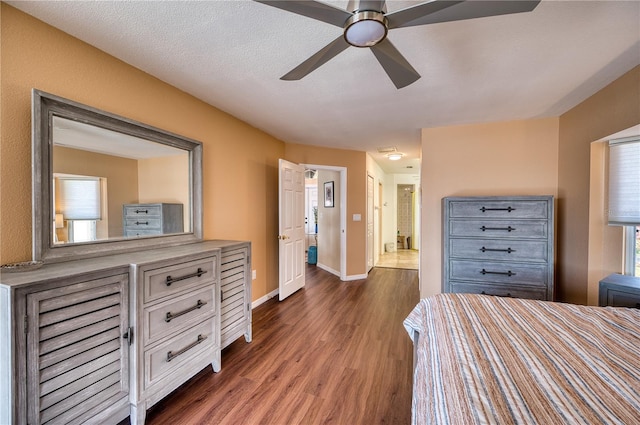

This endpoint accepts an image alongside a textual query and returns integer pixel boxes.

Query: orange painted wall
[285,143,367,277]
[557,66,640,304]
[420,118,560,298]
[0,4,283,300]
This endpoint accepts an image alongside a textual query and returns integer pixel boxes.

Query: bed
[403,293,640,424]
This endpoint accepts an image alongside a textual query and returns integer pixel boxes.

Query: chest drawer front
[449,238,548,262]
[145,317,216,389]
[449,281,547,300]
[144,257,216,303]
[448,200,549,219]
[603,289,640,308]
[125,229,162,238]
[125,218,161,229]
[449,219,548,239]
[123,204,161,217]
[144,286,215,345]
[450,260,547,286]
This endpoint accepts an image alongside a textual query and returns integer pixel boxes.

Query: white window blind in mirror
[608,137,640,225]
[57,177,102,220]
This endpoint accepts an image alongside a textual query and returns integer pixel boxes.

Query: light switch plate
[353,214,362,221]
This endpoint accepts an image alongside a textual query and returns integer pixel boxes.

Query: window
[608,137,640,276]
[68,220,97,243]
[626,226,640,277]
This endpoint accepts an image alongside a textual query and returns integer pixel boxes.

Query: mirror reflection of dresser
[123,203,184,237]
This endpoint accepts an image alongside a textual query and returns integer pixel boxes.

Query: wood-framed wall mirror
[32,89,203,263]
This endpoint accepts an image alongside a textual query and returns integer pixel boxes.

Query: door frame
[302,164,347,281]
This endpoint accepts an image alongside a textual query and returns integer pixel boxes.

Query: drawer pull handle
[166,268,207,286]
[480,246,514,253]
[135,209,149,214]
[481,291,513,298]
[481,226,515,232]
[481,268,515,277]
[165,299,207,322]
[167,334,207,362]
[480,206,515,213]
[135,221,149,225]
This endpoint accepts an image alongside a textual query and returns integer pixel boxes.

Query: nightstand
[598,273,640,308]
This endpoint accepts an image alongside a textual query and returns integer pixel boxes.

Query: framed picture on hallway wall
[324,181,334,208]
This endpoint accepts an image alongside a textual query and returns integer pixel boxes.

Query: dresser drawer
[448,200,549,219]
[449,281,547,300]
[449,219,548,239]
[123,205,162,217]
[144,286,215,345]
[603,289,640,309]
[125,229,162,238]
[449,238,548,262]
[144,317,216,389]
[124,218,162,229]
[143,257,216,303]
[449,260,548,286]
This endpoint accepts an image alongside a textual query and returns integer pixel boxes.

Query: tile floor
[376,249,419,270]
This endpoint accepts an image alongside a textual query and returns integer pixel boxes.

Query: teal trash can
[308,246,317,265]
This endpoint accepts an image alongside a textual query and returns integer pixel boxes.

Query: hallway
[376,249,419,270]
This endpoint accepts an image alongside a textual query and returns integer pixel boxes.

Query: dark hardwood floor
[141,265,420,424]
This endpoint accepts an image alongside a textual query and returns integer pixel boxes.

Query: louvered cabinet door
[220,245,252,349]
[25,273,129,425]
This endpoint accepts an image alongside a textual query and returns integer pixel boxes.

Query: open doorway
[376,182,419,270]
[303,165,347,279]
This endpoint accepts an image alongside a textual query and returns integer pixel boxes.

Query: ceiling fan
[255,0,541,89]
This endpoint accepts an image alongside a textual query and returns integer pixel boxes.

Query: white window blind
[608,137,640,225]
[58,177,102,220]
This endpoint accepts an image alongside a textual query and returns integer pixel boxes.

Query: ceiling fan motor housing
[344,11,388,47]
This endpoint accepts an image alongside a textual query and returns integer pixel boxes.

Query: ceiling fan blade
[386,0,540,29]
[358,0,387,12]
[281,36,350,81]
[254,0,353,27]
[370,38,421,89]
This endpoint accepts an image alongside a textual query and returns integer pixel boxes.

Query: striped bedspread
[403,294,640,424]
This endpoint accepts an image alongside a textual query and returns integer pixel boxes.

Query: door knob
[278,235,289,240]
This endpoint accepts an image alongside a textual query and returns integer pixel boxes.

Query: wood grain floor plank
[139,265,419,424]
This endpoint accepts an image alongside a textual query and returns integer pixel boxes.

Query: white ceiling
[10,0,640,174]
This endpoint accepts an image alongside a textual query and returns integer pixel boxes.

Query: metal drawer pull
[166,268,207,286]
[481,291,512,298]
[481,268,515,277]
[135,221,149,225]
[480,246,514,253]
[481,226,515,232]
[165,299,207,322]
[135,209,149,214]
[167,334,207,362]
[480,206,515,213]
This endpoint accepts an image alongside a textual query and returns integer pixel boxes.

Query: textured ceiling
[9,0,640,174]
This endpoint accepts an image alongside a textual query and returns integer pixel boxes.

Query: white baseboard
[317,263,340,277]
[343,273,368,281]
[251,288,279,309]
[316,263,368,281]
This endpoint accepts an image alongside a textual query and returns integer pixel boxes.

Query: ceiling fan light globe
[344,11,387,47]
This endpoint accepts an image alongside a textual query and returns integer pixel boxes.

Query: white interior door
[278,159,306,301]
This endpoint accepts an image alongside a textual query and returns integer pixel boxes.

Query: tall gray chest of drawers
[443,196,554,300]
[123,203,184,237]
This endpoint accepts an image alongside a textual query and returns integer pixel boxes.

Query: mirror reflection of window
[54,174,107,244]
